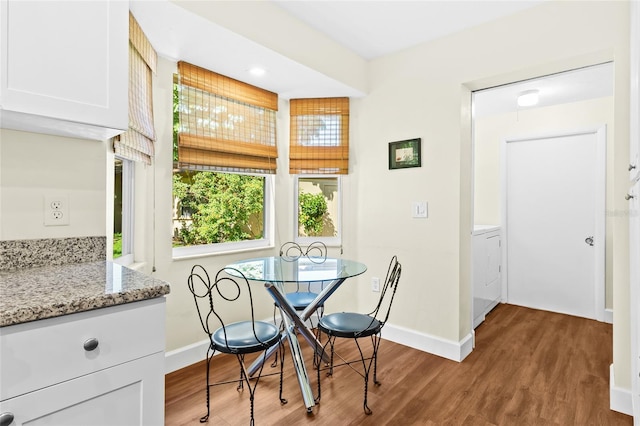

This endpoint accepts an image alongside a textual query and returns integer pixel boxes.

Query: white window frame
[172,173,275,259]
[294,175,342,247]
[113,156,134,266]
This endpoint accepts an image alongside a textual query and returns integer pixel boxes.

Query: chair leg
[354,339,379,415]
[278,342,288,405]
[236,354,259,425]
[271,305,280,368]
[237,354,245,391]
[200,348,214,423]
[372,334,382,386]
[315,334,333,404]
[311,307,325,368]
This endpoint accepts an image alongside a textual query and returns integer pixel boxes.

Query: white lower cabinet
[0,298,166,426]
[472,225,502,328]
[0,352,164,426]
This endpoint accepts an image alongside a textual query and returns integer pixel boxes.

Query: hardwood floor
[165,304,633,425]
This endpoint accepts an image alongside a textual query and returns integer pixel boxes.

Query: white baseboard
[381,323,473,362]
[604,308,613,324]
[610,364,634,416]
[165,338,210,374]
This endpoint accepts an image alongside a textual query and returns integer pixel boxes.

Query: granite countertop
[0,261,171,327]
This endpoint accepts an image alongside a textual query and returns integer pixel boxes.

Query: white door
[504,128,605,320]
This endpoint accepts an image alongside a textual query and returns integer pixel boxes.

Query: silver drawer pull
[0,412,14,426]
[83,337,99,351]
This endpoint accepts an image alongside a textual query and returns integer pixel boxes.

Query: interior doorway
[471,62,614,329]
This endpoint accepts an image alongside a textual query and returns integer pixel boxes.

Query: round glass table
[225,256,367,412]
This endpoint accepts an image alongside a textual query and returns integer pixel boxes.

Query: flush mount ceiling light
[517,89,540,107]
[248,66,266,77]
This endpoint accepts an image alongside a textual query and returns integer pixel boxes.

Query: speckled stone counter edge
[0,236,106,271]
[0,261,171,327]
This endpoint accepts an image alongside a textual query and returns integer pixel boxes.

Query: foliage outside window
[296,176,340,244]
[113,157,133,264]
[172,171,265,247]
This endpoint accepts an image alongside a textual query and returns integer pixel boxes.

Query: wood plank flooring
[165,304,633,425]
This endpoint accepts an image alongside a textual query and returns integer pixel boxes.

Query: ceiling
[474,62,614,118]
[272,1,543,60]
[130,0,613,113]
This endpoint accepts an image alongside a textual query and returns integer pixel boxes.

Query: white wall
[0,129,106,240]
[474,97,615,309]
[351,0,630,385]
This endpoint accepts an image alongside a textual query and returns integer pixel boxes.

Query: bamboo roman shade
[114,13,157,165]
[176,61,278,174]
[289,97,349,174]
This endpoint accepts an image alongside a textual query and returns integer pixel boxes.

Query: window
[295,175,341,246]
[172,62,278,257]
[172,170,272,255]
[113,157,134,264]
[110,13,155,265]
[289,98,348,246]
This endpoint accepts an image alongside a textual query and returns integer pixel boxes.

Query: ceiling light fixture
[517,89,539,107]
[248,66,266,77]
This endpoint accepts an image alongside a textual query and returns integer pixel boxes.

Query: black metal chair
[280,241,328,314]
[271,241,328,368]
[188,265,287,425]
[315,255,402,415]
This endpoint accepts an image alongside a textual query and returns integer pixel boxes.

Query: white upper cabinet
[0,0,128,141]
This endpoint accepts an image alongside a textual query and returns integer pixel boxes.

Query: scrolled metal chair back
[304,241,327,264]
[279,241,327,264]
[366,255,402,329]
[187,265,264,353]
[280,241,304,261]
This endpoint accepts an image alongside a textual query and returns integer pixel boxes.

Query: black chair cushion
[212,321,280,354]
[318,312,381,338]
[285,291,322,310]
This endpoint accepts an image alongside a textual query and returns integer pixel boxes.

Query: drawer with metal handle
[0,298,165,402]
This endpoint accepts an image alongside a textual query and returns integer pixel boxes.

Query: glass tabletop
[225,256,367,283]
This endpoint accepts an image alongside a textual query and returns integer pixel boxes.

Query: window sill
[172,241,274,261]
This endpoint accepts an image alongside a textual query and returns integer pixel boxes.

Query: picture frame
[388,138,421,170]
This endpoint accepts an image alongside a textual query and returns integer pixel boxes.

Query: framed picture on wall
[389,138,421,169]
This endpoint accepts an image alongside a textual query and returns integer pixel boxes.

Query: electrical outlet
[44,195,70,226]
[371,277,380,292]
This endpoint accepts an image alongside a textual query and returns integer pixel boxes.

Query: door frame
[629,0,640,420]
[500,126,607,322]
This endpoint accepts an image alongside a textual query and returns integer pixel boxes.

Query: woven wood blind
[114,13,157,164]
[289,97,349,174]
[177,61,278,174]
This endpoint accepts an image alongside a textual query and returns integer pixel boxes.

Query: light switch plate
[412,201,428,218]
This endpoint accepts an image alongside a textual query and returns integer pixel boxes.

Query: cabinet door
[0,0,128,139]
[0,352,164,426]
